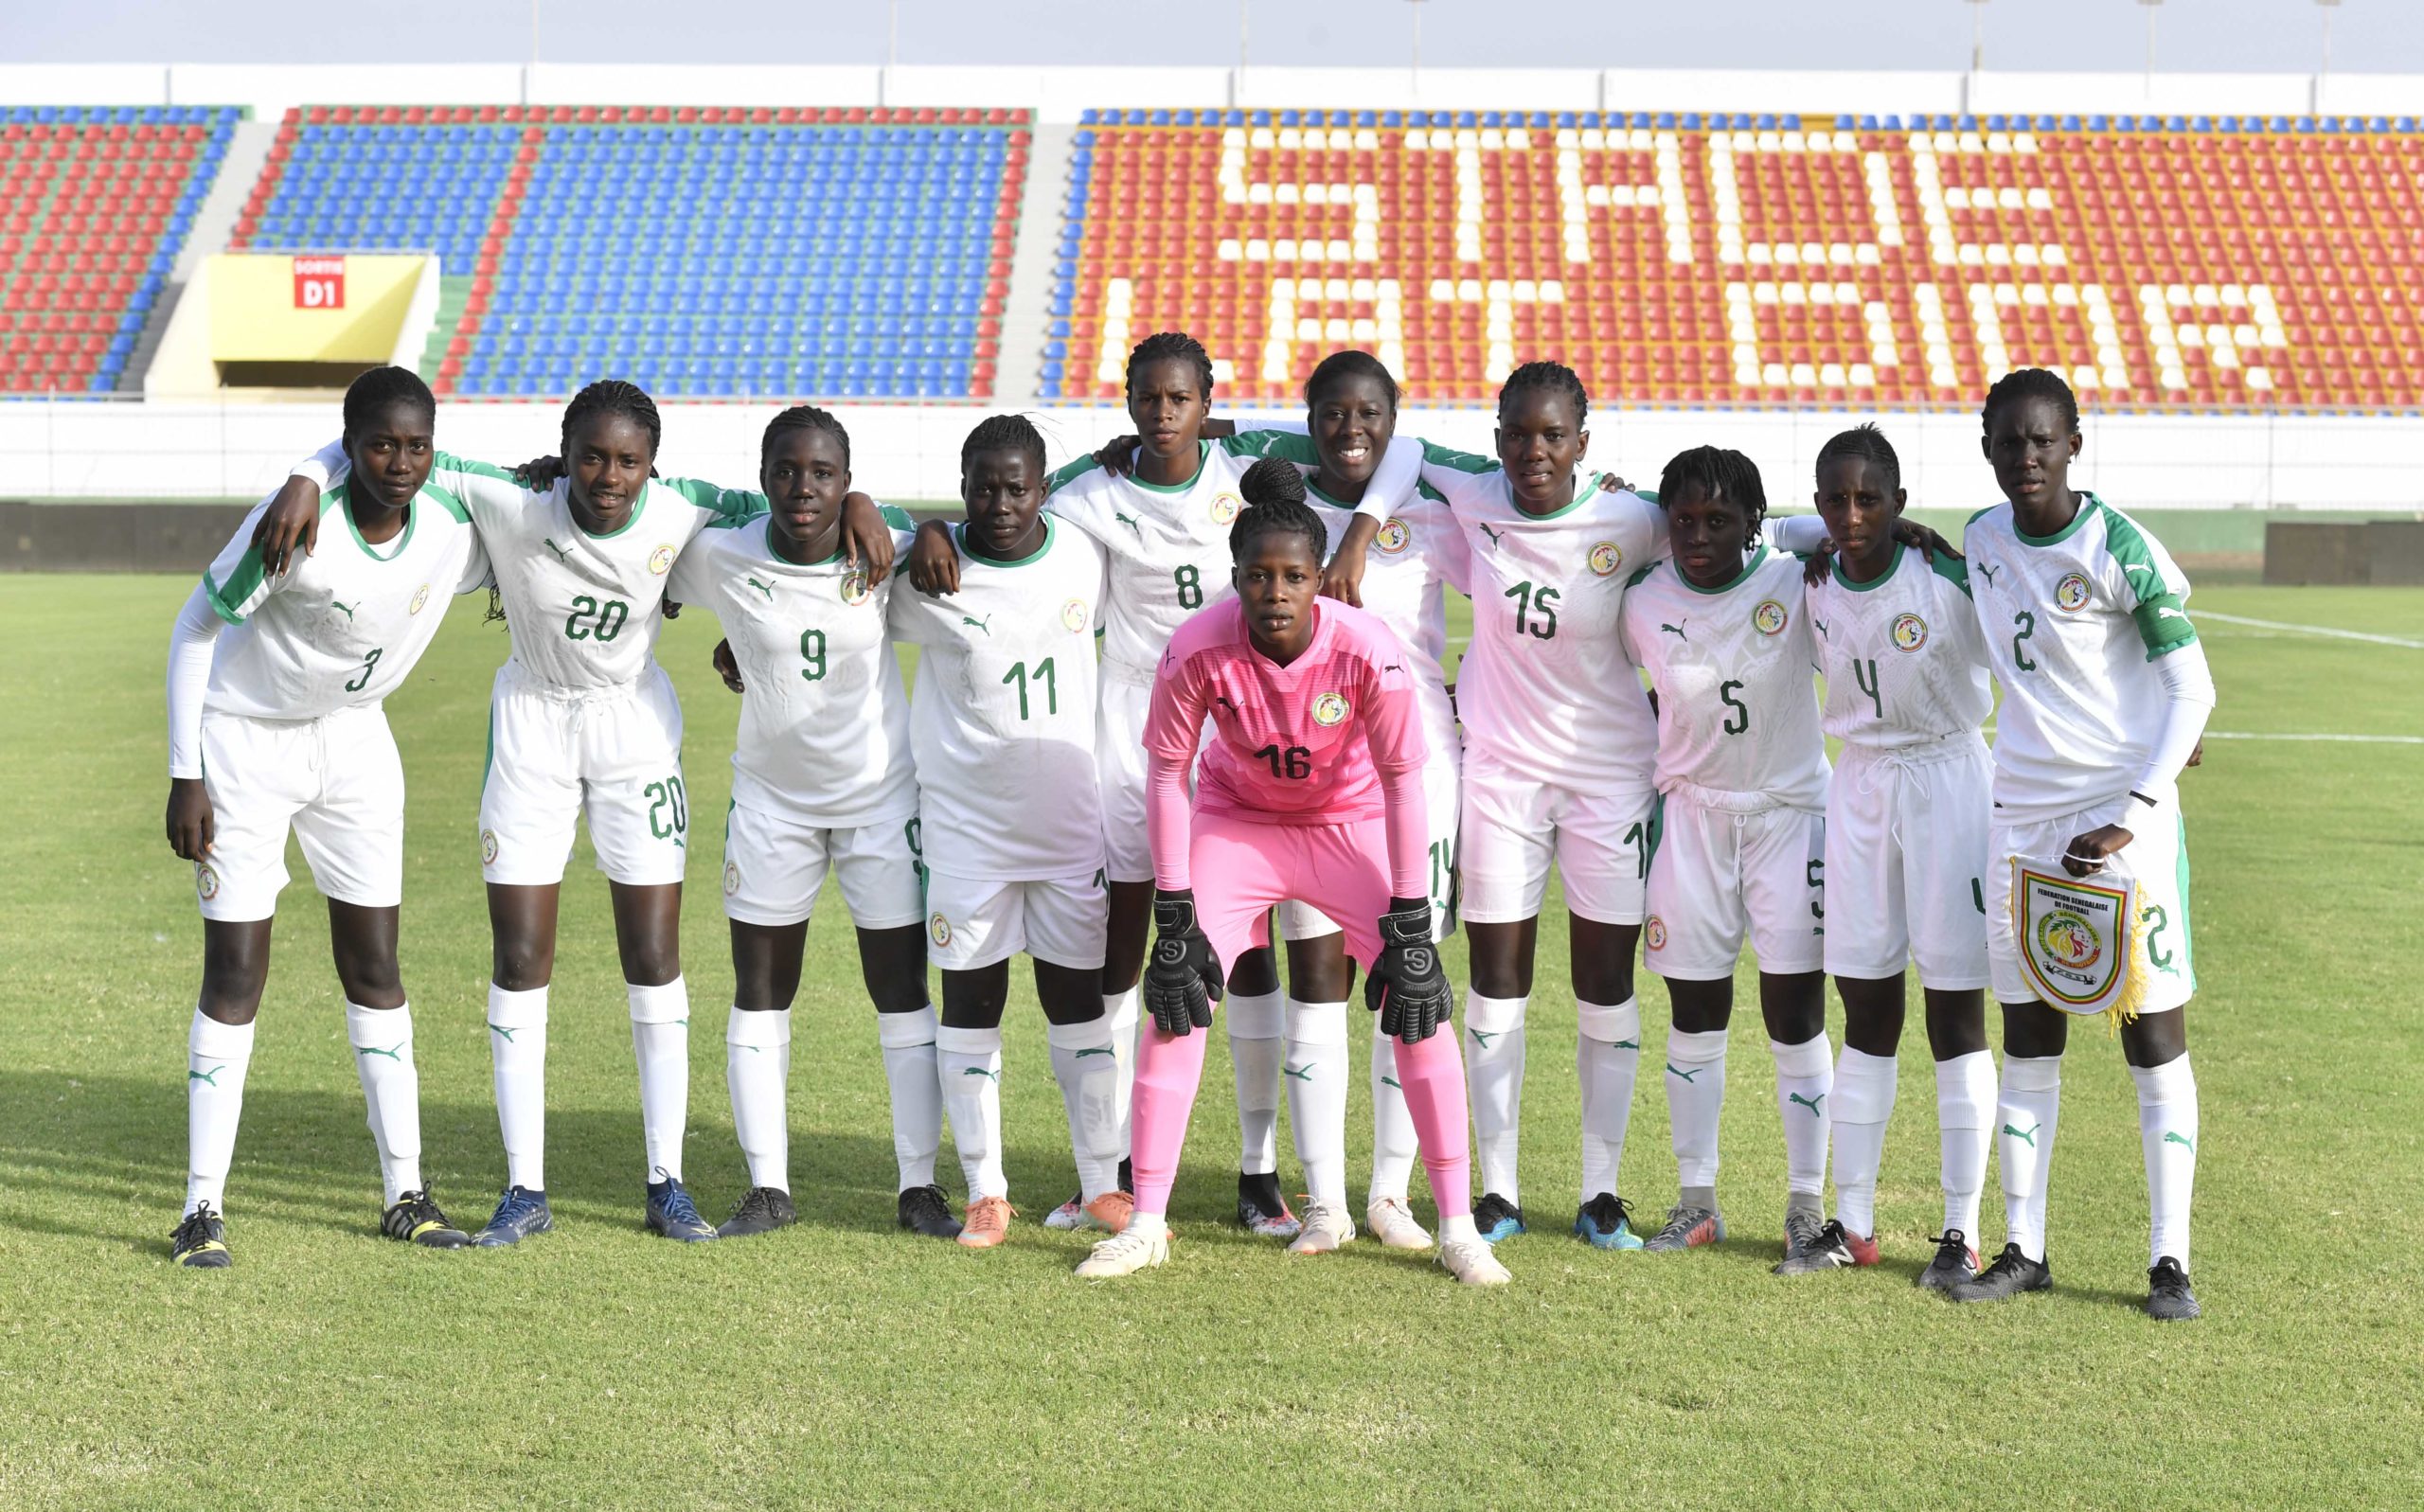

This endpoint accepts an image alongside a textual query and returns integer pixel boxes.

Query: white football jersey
[887,518,1109,881]
[199,478,487,720]
[667,510,919,828]
[1302,476,1470,713]
[1962,493,2201,822]
[1420,444,1665,795]
[1808,543,1993,749]
[293,441,763,690]
[1618,545,1830,814]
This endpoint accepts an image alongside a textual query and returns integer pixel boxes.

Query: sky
[8,0,2416,75]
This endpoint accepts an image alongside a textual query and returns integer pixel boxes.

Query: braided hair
[761,404,849,469]
[561,379,661,461]
[1815,422,1901,493]
[1499,360,1589,427]
[1125,330,1215,399]
[1982,366,2080,436]
[959,412,1047,476]
[1305,349,1399,412]
[342,365,434,436]
[1656,445,1770,538]
[1229,455,1327,563]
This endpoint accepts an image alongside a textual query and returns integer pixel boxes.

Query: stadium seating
[1048,109,2424,412]
[235,106,1028,400]
[0,106,237,395]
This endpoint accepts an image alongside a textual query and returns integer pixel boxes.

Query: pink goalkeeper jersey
[1147,597,1427,825]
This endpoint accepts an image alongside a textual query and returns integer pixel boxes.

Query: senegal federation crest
[195,862,220,901]
[1752,599,1789,636]
[2054,573,2092,612]
[1311,692,1350,727]
[480,829,500,865]
[1374,518,1411,555]
[2012,859,2138,1017]
[1645,916,1667,951]
[1892,613,1929,651]
[1587,541,1624,577]
[1210,491,1242,525]
[722,861,740,897]
[928,912,953,948]
[840,569,872,606]
[1060,597,1089,632]
[648,543,675,576]
[409,583,432,615]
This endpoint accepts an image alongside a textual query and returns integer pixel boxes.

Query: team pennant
[2011,858,2141,1023]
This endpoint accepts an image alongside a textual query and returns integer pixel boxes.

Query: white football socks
[1225,988,1285,1178]
[1934,1049,1995,1239]
[1367,1014,1419,1204]
[487,983,548,1191]
[725,1005,792,1193]
[1771,1034,1834,1201]
[1465,990,1527,1202]
[1665,1026,1729,1192]
[1828,1045,1897,1238]
[2131,1054,2199,1269]
[1997,1053,2063,1261]
[345,1001,422,1206]
[184,1008,255,1217]
[1283,999,1351,1210]
[876,1005,944,1192]
[1576,995,1641,1203]
[1104,985,1140,1157]
[628,977,690,1183]
[936,1023,1006,1200]
[1046,1014,1122,1203]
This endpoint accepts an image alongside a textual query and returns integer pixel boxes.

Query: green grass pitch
[2,575,2419,1510]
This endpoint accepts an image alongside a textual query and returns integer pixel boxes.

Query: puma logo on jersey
[745,576,775,601]
[1974,560,2002,586]
[961,614,992,635]
[1477,523,1505,548]
[543,538,572,562]
[2123,562,2161,581]
[1810,616,1828,637]
[1660,620,1689,640]
[1114,511,1145,538]
[330,600,359,621]
[2156,605,2187,621]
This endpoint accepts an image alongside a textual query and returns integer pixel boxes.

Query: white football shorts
[1644,792,1827,979]
[478,660,688,887]
[923,868,1108,973]
[1457,747,1654,927]
[1987,794,2195,1014]
[720,800,926,930]
[1823,736,1992,988]
[193,704,404,921]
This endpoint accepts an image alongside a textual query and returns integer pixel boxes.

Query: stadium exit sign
[292,256,347,310]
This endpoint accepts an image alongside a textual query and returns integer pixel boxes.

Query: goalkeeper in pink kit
[1076,459,1510,1287]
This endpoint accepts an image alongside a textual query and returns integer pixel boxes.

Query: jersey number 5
[1720,679,1750,735]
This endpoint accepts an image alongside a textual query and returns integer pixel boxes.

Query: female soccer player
[886,414,1124,1251]
[1616,447,1833,1267]
[1257,350,1468,1254]
[163,366,485,1267]
[658,406,956,1240]
[1075,458,1507,1287]
[906,333,1411,1239]
[258,382,893,1248]
[1785,425,1996,1286]
[1952,369,2214,1322]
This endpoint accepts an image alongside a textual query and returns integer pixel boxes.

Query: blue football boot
[1473,1191,1527,1245]
[472,1185,553,1248]
[1572,1192,1647,1251]
[645,1173,718,1242]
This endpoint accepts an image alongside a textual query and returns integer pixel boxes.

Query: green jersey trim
[1221,430,1320,465]
[2010,492,2096,548]
[200,561,258,625]
[574,485,649,540]
[423,481,470,525]
[954,515,1057,568]
[1418,439,1497,475]
[1830,542,1904,594]
[2094,500,2174,608]
[1124,440,1210,496]
[1678,543,1770,596]
[1045,454,1101,494]
[432,449,521,485]
[1926,547,1972,596]
[331,484,416,562]
[879,504,918,531]
[1622,560,1659,590]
